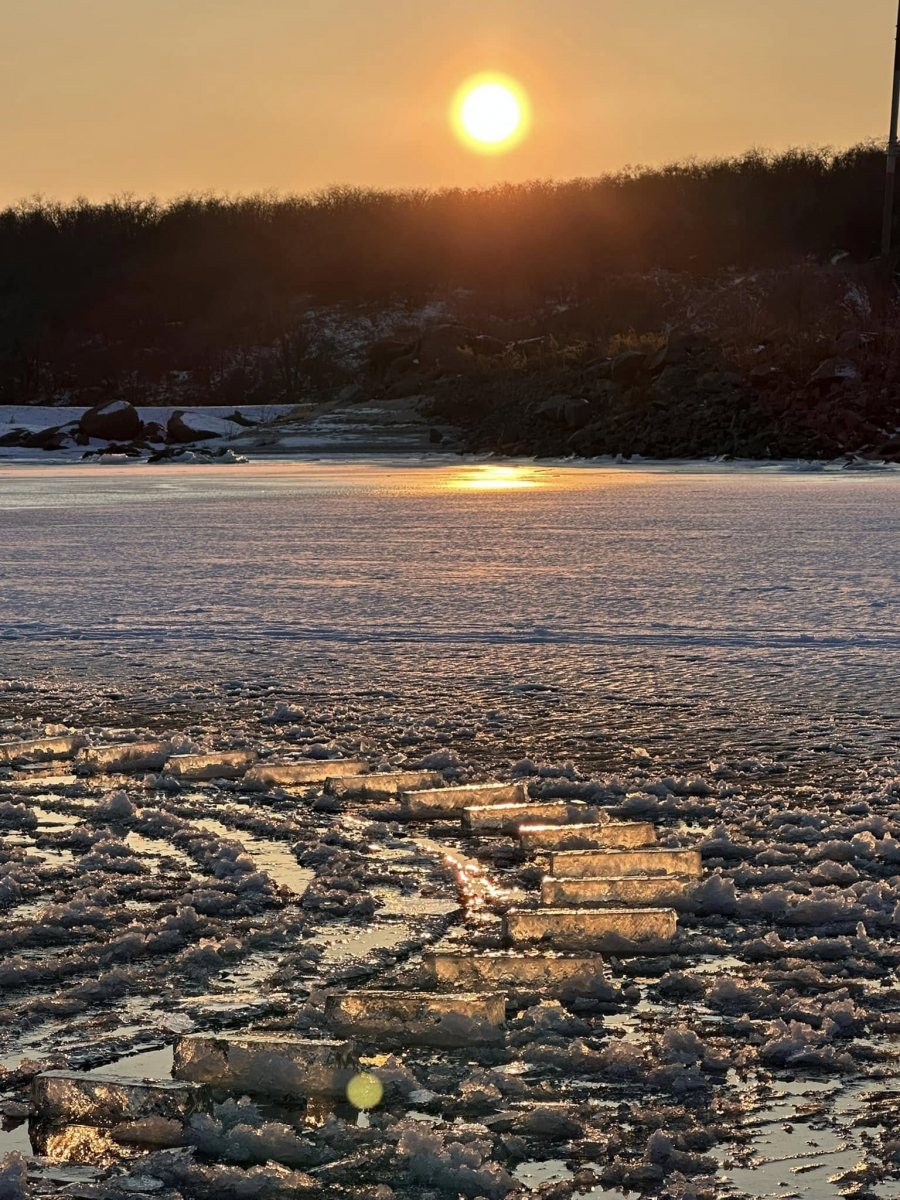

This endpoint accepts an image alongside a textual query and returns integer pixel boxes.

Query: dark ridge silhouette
[0,143,889,406]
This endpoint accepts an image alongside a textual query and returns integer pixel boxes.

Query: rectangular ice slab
[403,782,528,820]
[505,906,677,946]
[464,802,600,835]
[32,1071,204,1125]
[79,741,171,772]
[167,750,257,781]
[326,770,444,799]
[542,874,697,907]
[550,847,702,879]
[424,950,605,997]
[519,822,657,852]
[325,990,506,1047]
[0,734,86,764]
[243,759,370,789]
[173,1034,356,1098]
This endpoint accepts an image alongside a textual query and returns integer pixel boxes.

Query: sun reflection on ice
[446,465,544,491]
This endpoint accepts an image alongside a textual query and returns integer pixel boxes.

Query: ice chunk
[0,1152,28,1200]
[32,1070,205,1124]
[424,949,606,997]
[325,990,506,1047]
[243,759,369,789]
[549,847,702,878]
[0,733,86,764]
[167,750,257,781]
[505,906,677,947]
[519,821,657,851]
[463,801,600,834]
[80,740,171,772]
[325,770,443,799]
[173,1034,357,1098]
[403,782,527,819]
[542,874,698,907]
[399,1124,515,1198]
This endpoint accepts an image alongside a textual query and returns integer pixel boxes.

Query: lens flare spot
[346,1072,384,1111]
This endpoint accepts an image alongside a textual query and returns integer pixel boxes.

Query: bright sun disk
[454,75,528,153]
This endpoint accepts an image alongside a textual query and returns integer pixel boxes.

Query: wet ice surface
[1,459,900,1199]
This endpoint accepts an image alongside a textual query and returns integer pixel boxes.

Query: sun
[452,74,530,154]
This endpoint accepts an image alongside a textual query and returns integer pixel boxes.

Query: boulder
[470,334,506,356]
[418,324,477,364]
[833,330,867,356]
[610,350,648,384]
[749,365,782,388]
[810,358,861,388]
[336,383,364,403]
[79,400,142,442]
[22,424,76,450]
[166,411,230,444]
[536,395,592,429]
[512,336,552,361]
[142,421,167,443]
[0,428,28,447]
[367,338,417,378]
[386,354,418,379]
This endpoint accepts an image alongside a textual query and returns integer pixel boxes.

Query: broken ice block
[166,750,257,781]
[0,733,87,764]
[403,782,528,820]
[32,1071,204,1125]
[325,770,444,799]
[549,847,702,879]
[173,1034,357,1097]
[79,741,171,772]
[325,990,506,1047]
[519,821,657,852]
[424,949,605,997]
[542,874,698,907]
[243,759,370,789]
[505,906,677,946]
[463,801,600,835]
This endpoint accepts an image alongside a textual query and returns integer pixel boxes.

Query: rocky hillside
[411,329,900,461]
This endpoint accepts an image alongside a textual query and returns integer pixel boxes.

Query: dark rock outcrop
[79,400,142,442]
[166,411,223,444]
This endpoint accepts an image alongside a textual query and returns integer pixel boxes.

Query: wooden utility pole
[881,0,900,257]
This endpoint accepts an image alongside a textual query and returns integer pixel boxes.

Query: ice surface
[4,463,900,1198]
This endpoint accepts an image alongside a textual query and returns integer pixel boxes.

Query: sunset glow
[453,75,530,154]
[448,465,543,490]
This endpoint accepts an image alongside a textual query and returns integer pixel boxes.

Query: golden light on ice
[453,75,529,153]
[448,466,542,490]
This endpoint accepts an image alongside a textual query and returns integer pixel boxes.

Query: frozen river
[3,457,900,1200]
[2,458,900,779]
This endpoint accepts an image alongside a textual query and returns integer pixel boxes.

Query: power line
[881,0,900,257]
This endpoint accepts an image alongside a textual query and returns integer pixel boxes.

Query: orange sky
[1,0,896,204]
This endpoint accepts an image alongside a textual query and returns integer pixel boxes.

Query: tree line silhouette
[0,143,888,406]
